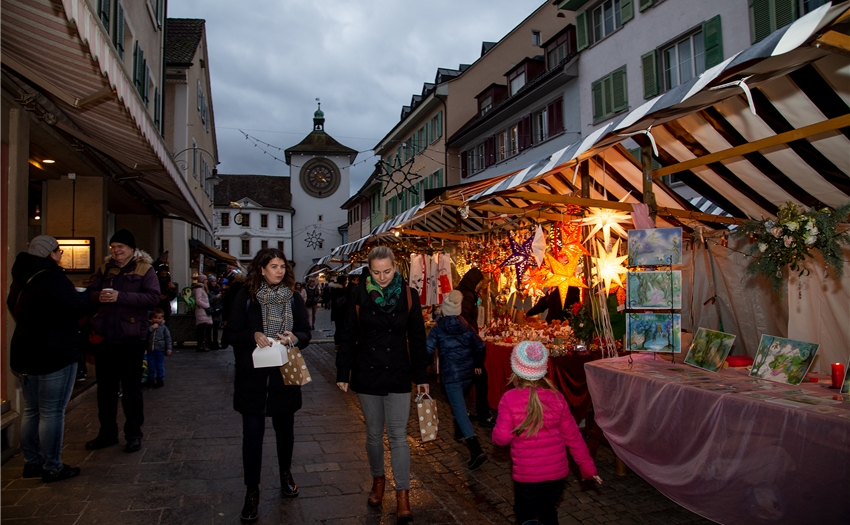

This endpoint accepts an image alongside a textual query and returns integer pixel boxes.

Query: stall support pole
[641,143,657,222]
[580,161,593,309]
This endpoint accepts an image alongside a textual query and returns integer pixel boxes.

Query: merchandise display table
[484,342,597,423]
[585,354,850,524]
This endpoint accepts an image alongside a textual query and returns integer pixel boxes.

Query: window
[192,140,198,179]
[221,239,230,253]
[591,67,628,123]
[261,240,268,249]
[98,0,110,29]
[277,241,284,252]
[113,2,125,60]
[241,240,250,255]
[133,42,147,98]
[547,98,565,137]
[277,215,284,229]
[533,107,549,144]
[260,214,268,228]
[221,212,230,227]
[153,88,160,130]
[479,95,493,116]
[532,30,542,47]
[508,124,519,157]
[429,112,443,142]
[197,80,202,111]
[241,213,250,227]
[318,214,323,222]
[509,71,526,96]
[641,16,722,98]
[498,130,509,161]
[750,0,826,44]
[577,0,634,51]
[430,169,443,189]
[148,0,163,28]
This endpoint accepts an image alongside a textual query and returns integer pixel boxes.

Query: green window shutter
[98,0,110,28]
[154,88,160,128]
[638,0,653,12]
[437,111,443,139]
[703,15,723,69]
[114,2,124,60]
[602,76,613,116]
[641,50,658,99]
[773,0,797,31]
[620,0,634,23]
[611,67,628,112]
[576,11,589,51]
[592,80,604,121]
[750,0,772,43]
[143,62,150,105]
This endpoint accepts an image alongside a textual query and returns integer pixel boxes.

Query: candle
[832,363,845,389]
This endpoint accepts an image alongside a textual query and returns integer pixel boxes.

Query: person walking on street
[456,268,494,427]
[294,282,307,303]
[85,229,160,453]
[226,248,311,523]
[193,274,213,352]
[329,275,347,347]
[426,289,487,470]
[147,308,172,388]
[221,272,246,349]
[305,279,319,329]
[336,246,429,524]
[7,235,89,482]
[207,276,224,349]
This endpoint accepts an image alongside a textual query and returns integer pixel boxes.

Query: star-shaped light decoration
[531,225,546,266]
[592,238,628,295]
[499,232,535,290]
[305,229,324,249]
[542,253,586,307]
[523,266,549,298]
[575,199,632,247]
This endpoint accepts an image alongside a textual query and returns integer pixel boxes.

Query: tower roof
[285,106,358,164]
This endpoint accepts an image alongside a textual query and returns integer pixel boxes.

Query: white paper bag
[252,340,290,368]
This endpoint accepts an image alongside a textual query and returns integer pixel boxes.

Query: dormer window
[543,26,576,70]
[509,71,526,96]
[475,84,508,117]
[504,58,545,97]
[479,95,493,115]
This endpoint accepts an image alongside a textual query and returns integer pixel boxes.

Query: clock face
[299,159,341,198]
[233,213,245,225]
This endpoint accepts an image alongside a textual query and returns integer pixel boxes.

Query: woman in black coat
[226,248,311,523]
[335,246,429,524]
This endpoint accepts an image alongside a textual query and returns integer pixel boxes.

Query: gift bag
[280,345,312,386]
[414,394,439,442]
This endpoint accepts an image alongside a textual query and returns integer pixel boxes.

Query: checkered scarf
[256,282,293,338]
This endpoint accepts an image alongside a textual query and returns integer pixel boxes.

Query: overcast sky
[167,0,548,195]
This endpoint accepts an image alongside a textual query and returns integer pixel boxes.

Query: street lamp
[172,146,220,178]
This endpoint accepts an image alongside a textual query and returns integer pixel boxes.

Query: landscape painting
[626,313,681,353]
[750,335,819,386]
[626,271,682,309]
[684,328,736,373]
[628,228,683,266]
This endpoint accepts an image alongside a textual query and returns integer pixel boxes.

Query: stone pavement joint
[1,308,710,524]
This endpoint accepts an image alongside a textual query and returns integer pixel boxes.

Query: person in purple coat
[84,229,160,453]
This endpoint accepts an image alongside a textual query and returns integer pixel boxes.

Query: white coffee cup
[75,287,86,293]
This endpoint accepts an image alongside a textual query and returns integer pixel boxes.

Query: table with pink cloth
[584,354,849,524]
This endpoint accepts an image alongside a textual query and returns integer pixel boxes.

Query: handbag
[280,344,312,386]
[414,393,439,443]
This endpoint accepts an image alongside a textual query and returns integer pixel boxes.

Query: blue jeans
[20,362,78,472]
[148,351,165,380]
[444,380,475,439]
[357,393,411,490]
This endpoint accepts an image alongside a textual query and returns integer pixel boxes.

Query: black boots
[42,464,81,483]
[281,470,298,497]
[241,487,259,523]
[465,436,487,470]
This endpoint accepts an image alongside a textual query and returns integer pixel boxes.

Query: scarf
[256,282,293,338]
[366,272,403,313]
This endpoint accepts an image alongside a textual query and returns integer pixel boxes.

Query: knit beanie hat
[109,229,136,249]
[196,274,207,283]
[441,289,463,317]
[28,235,59,258]
[511,341,549,380]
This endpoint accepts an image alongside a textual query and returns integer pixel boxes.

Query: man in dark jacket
[7,235,89,482]
[85,229,160,453]
[454,268,494,426]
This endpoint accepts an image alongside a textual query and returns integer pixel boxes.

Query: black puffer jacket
[227,287,312,416]
[7,252,89,375]
[425,315,485,384]
[336,277,428,395]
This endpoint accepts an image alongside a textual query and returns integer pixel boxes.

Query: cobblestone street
[1,309,711,524]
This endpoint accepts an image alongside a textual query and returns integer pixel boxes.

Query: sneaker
[22,463,44,478]
[75,370,86,383]
[42,464,81,483]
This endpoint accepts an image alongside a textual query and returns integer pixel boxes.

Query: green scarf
[366,272,403,313]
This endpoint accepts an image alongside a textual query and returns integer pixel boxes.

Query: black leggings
[242,412,295,488]
[514,478,566,525]
[195,323,211,348]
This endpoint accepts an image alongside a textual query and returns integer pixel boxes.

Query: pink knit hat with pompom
[511,341,548,380]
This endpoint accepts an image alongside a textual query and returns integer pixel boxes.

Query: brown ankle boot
[396,489,413,523]
[367,475,385,506]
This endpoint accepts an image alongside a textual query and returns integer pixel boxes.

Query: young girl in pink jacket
[492,341,602,525]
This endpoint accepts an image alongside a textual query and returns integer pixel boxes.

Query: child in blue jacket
[147,308,172,388]
[426,290,487,470]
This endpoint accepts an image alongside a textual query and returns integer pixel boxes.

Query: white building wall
[577,0,751,134]
[289,153,351,278]
[215,206,293,263]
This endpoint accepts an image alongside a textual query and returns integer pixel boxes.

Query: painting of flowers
[627,228,683,266]
[626,271,682,309]
[626,313,681,353]
[684,328,736,373]
[750,335,819,385]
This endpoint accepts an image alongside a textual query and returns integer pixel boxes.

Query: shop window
[260,214,268,228]
[577,0,634,51]
[221,212,230,227]
[221,239,230,253]
[277,215,284,229]
[241,240,250,255]
[591,67,628,123]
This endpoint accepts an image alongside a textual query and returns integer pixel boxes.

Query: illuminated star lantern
[542,253,586,307]
[305,229,323,249]
[576,196,632,246]
[592,238,628,295]
[499,232,535,290]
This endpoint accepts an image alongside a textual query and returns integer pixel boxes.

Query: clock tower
[285,104,358,279]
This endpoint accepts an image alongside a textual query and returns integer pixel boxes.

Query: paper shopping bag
[280,345,312,386]
[414,394,439,442]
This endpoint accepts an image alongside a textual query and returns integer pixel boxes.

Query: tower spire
[313,99,325,131]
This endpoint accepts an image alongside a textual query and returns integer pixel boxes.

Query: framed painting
[626,270,682,309]
[626,313,681,353]
[627,228,683,266]
[750,335,819,386]
[684,328,736,373]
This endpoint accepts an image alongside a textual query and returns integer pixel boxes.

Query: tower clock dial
[299,158,340,198]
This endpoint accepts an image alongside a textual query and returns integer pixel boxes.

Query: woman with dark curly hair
[226,248,311,523]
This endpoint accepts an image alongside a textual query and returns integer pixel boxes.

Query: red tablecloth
[484,342,596,423]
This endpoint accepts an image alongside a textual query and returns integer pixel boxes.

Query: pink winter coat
[492,387,597,483]
[193,285,212,325]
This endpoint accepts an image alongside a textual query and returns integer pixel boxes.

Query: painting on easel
[627,228,683,266]
[750,335,819,386]
[684,328,736,373]
[626,313,682,353]
[626,271,682,309]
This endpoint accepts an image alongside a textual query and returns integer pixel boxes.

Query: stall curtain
[409,253,452,306]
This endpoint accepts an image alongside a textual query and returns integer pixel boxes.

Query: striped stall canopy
[1,0,211,230]
[369,202,427,236]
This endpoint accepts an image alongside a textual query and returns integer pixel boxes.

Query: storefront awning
[192,241,239,266]
[1,0,212,231]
